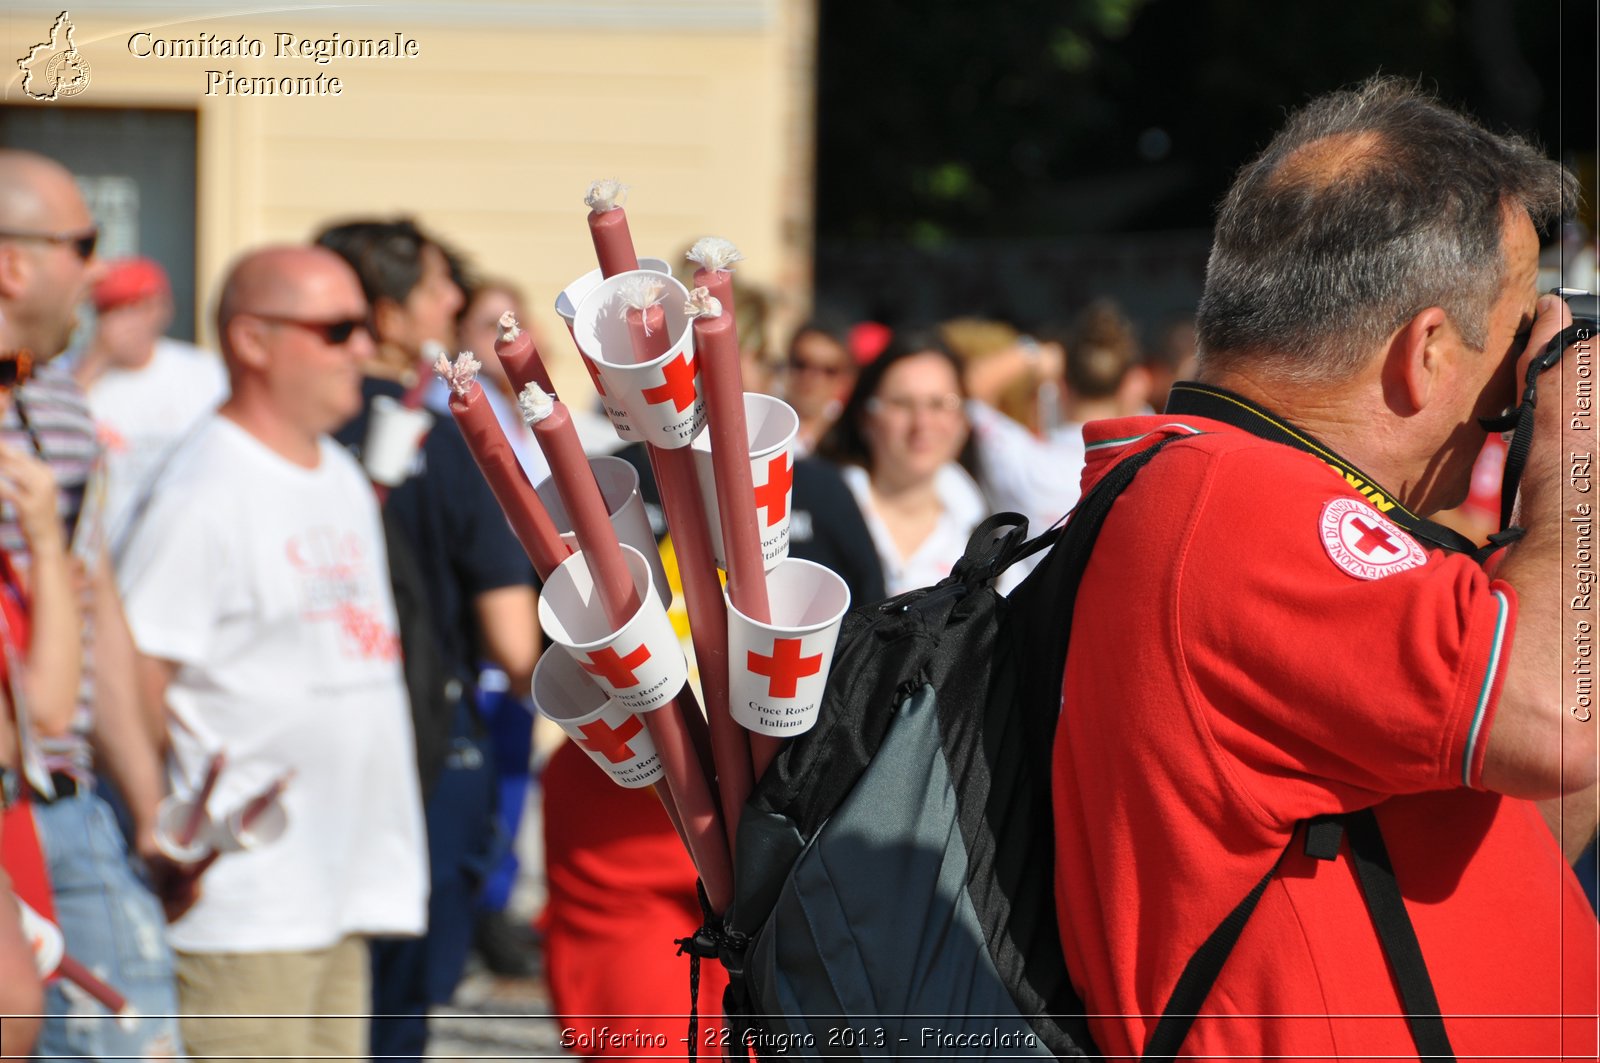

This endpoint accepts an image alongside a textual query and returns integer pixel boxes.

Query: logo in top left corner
[17,11,91,101]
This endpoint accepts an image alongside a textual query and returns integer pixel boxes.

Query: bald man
[0,149,187,1060]
[117,246,427,1063]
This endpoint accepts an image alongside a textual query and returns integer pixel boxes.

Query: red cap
[92,257,169,313]
[847,321,892,366]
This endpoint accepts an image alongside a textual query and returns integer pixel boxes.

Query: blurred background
[0,0,1593,393]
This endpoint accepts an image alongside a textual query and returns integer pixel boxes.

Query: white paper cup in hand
[573,271,705,450]
[531,649,663,789]
[220,797,289,852]
[538,543,687,714]
[153,794,214,864]
[693,393,800,572]
[725,558,851,737]
[534,456,672,608]
[363,395,433,487]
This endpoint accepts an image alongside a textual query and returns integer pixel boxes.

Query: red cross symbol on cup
[747,637,823,698]
[576,715,645,764]
[1348,517,1397,558]
[580,644,651,688]
[640,351,698,412]
[753,453,793,528]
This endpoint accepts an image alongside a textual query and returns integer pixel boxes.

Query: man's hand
[137,843,210,924]
[0,442,63,558]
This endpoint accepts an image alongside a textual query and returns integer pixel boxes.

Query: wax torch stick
[686,288,785,781]
[585,179,640,278]
[520,384,732,908]
[175,751,224,849]
[237,771,293,834]
[434,352,572,580]
[494,311,556,398]
[686,237,743,322]
[610,277,751,851]
[398,340,448,409]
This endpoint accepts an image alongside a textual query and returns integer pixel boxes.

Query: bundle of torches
[434,180,851,915]
[14,181,848,1020]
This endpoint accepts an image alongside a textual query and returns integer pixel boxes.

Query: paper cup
[153,795,213,864]
[16,895,63,978]
[531,648,663,789]
[538,543,687,714]
[534,456,672,608]
[726,558,851,736]
[363,394,433,487]
[557,257,670,443]
[573,271,706,450]
[221,798,289,852]
[693,393,800,571]
[554,257,672,328]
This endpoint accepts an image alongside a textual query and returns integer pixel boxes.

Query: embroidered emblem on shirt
[1318,497,1427,580]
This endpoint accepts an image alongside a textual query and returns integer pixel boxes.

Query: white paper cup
[554,257,672,328]
[693,393,800,572]
[538,543,687,714]
[534,456,672,608]
[219,798,289,852]
[153,795,213,864]
[16,895,63,978]
[725,558,851,736]
[557,257,670,446]
[573,271,706,450]
[531,648,663,789]
[363,394,433,487]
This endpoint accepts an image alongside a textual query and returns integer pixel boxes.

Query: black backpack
[701,435,1455,1061]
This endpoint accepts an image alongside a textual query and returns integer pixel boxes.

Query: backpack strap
[1140,859,1282,1061]
[1141,808,1458,1062]
[1342,808,1457,1061]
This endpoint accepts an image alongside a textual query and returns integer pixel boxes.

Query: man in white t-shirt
[72,257,229,555]
[117,245,427,1063]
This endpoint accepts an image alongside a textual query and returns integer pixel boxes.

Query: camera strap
[1478,316,1598,533]
[1166,381,1481,556]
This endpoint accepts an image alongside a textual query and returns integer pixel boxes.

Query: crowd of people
[0,139,1181,1061]
[0,71,1596,1063]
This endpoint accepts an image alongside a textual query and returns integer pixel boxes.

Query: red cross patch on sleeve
[1319,497,1428,580]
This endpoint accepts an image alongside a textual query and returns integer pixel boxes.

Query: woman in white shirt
[817,331,990,597]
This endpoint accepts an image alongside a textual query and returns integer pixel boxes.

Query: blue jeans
[33,790,185,1061]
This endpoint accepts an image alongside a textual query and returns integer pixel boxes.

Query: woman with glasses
[781,321,857,455]
[816,329,990,596]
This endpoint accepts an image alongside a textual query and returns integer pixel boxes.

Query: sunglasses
[247,312,370,345]
[0,349,35,390]
[0,227,98,261]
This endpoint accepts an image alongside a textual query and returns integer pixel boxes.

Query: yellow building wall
[1,0,814,394]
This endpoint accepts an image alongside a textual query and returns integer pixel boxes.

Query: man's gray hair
[1197,77,1577,381]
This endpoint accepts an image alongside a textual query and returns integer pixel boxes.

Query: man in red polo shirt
[1055,78,1597,1059]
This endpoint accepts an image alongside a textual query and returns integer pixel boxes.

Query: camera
[1556,287,1598,332]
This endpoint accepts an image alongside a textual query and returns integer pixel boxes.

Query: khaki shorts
[175,935,369,1062]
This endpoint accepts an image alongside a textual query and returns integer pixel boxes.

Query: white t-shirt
[117,415,428,954]
[841,462,992,597]
[967,399,1086,535]
[85,338,230,554]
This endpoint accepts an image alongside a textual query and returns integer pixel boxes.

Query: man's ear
[225,315,271,371]
[1383,306,1451,415]
[0,245,31,303]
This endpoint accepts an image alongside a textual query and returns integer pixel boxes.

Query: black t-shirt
[615,442,885,610]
